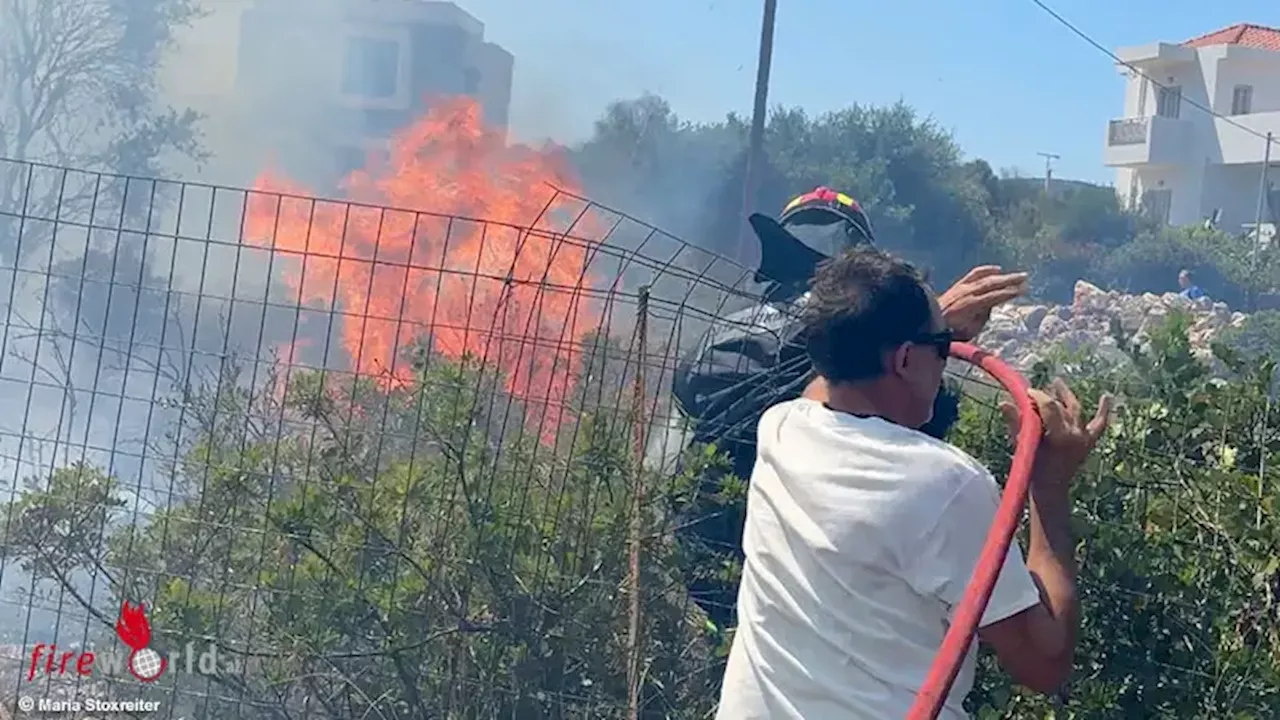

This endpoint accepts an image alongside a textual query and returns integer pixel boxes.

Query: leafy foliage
[571,96,1278,308]
[1222,309,1280,364]
[4,346,725,718]
[14,312,1276,719]
[0,0,205,274]
[962,314,1280,718]
[1098,225,1266,308]
[0,0,204,172]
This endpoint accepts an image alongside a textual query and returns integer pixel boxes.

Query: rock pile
[971,280,1248,371]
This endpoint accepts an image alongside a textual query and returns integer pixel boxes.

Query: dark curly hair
[802,248,933,384]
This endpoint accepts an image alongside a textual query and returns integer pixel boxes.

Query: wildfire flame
[246,97,602,437]
[115,601,152,650]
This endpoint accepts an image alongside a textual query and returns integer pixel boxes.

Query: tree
[699,142,791,262]
[571,94,742,247]
[572,93,1280,310]
[987,177,1154,302]
[573,98,1005,283]
[0,0,204,171]
[0,0,208,557]
[0,0,206,263]
[763,102,998,283]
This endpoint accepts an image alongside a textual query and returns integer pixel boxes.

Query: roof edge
[1183,22,1280,48]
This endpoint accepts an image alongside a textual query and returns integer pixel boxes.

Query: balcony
[1103,115,1189,167]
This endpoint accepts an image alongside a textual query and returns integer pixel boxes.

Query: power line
[1027,0,1280,148]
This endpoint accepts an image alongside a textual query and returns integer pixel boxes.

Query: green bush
[962,314,1280,718]
[1221,309,1280,363]
[3,346,723,719]
[4,316,1279,718]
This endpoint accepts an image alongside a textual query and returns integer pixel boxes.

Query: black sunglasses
[909,329,953,358]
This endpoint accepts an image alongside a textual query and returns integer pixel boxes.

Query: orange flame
[245,97,602,438]
[115,601,152,650]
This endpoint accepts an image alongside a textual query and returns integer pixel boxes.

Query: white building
[1105,23,1280,233]
[239,0,514,178]
[159,0,514,188]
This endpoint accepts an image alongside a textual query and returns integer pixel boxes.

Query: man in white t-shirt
[716,248,1111,719]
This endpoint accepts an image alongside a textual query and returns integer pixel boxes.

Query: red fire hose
[905,342,1043,720]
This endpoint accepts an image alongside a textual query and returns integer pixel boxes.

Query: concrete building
[158,0,513,188]
[1105,23,1280,234]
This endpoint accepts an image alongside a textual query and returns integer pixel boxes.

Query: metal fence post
[626,285,650,720]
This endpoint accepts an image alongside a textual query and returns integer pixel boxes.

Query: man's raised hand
[938,265,1030,341]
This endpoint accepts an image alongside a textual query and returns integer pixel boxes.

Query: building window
[341,37,401,100]
[1156,85,1182,119]
[463,67,481,95]
[1143,188,1173,225]
[1232,84,1253,115]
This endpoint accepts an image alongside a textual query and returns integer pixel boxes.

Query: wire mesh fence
[0,156,1277,719]
[0,156,770,719]
[949,339,1280,717]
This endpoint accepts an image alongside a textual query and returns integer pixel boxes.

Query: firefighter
[649,187,1028,629]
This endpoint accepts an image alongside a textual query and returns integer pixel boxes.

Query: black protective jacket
[671,296,813,475]
[652,288,960,626]
[660,291,960,474]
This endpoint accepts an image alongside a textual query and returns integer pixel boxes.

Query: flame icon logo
[115,601,166,682]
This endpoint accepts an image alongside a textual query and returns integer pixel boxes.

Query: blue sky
[460,0,1273,185]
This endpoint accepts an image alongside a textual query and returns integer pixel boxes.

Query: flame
[115,601,152,650]
[245,97,602,438]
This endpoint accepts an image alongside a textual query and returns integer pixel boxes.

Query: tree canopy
[0,0,206,268]
[571,95,1279,307]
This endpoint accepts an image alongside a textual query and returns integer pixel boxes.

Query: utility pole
[1248,131,1273,310]
[1037,152,1060,196]
[738,0,778,267]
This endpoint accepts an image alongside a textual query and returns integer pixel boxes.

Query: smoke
[0,0,774,641]
[159,0,362,191]
[568,96,747,253]
[0,0,374,639]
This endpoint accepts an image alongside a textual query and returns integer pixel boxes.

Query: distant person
[1178,269,1206,300]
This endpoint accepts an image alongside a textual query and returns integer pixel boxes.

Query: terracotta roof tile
[1184,23,1280,52]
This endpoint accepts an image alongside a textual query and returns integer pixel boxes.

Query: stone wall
[972,280,1248,371]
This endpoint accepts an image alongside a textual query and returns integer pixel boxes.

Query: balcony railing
[1108,117,1148,146]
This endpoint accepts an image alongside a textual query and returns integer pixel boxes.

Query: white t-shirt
[716,399,1042,720]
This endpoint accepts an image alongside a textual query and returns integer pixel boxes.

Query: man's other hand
[939,266,1029,341]
[1001,378,1112,486]
[984,378,1105,695]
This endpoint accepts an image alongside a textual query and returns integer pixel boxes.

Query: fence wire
[0,157,1276,720]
